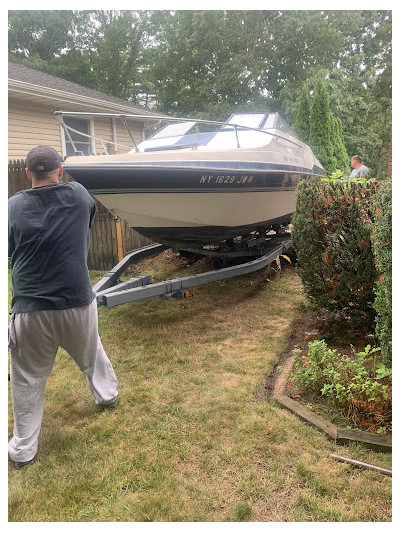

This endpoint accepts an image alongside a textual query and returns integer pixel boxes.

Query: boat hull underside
[133,216,292,248]
[94,189,296,248]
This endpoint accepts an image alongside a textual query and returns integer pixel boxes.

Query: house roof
[8,61,160,116]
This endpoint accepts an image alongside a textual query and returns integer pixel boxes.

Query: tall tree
[332,116,349,175]
[87,11,152,100]
[8,10,154,101]
[294,84,311,143]
[150,11,272,118]
[282,11,391,175]
[309,79,336,173]
[8,10,97,88]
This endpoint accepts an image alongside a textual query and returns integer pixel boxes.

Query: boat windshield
[222,113,299,139]
[262,114,276,129]
[222,113,267,130]
[136,112,300,152]
[273,114,300,140]
[147,113,298,140]
[150,121,197,139]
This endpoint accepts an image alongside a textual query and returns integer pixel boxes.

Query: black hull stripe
[66,167,313,192]
[66,160,312,173]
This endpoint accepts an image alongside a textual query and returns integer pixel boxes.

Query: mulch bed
[261,309,392,436]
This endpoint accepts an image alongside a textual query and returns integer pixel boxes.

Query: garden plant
[291,175,392,434]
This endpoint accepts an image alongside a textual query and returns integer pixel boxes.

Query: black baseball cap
[26,145,62,172]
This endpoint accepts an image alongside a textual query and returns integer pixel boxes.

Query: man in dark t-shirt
[8,146,118,469]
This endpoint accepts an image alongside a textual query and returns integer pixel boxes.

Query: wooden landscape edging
[271,361,392,453]
[274,394,391,452]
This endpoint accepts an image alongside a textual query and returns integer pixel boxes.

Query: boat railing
[54,111,303,156]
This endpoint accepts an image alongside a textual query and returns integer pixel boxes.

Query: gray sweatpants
[8,299,118,462]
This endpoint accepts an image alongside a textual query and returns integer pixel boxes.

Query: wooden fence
[8,159,153,271]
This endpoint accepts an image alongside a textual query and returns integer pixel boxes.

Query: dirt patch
[258,309,317,400]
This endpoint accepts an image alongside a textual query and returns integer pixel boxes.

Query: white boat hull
[93,188,295,247]
[96,189,295,228]
[62,111,324,248]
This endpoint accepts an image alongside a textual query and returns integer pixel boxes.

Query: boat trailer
[93,237,293,308]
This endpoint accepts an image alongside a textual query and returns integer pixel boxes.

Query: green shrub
[292,177,377,325]
[371,178,392,366]
[291,340,392,432]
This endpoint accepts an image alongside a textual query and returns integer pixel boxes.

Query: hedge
[371,178,392,366]
[292,177,378,326]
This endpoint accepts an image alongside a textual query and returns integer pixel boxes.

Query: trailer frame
[94,239,293,308]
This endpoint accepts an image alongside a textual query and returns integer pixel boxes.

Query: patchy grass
[8,253,392,522]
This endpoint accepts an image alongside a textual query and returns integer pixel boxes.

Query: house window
[63,117,93,156]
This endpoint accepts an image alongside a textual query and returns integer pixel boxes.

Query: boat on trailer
[60,111,324,249]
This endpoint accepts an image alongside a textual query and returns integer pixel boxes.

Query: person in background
[349,155,369,179]
[8,145,118,470]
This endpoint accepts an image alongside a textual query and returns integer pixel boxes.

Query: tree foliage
[294,85,310,144]
[332,116,349,175]
[297,78,349,175]
[8,10,391,174]
[309,80,332,169]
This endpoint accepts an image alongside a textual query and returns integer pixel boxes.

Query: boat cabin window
[63,117,93,156]
[222,113,266,130]
[150,121,197,139]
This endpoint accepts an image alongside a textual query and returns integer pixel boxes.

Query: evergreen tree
[333,116,350,174]
[294,84,311,143]
[309,79,335,173]
[295,78,350,175]
[327,111,339,172]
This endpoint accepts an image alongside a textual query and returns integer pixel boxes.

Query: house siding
[9,62,165,159]
[93,116,114,154]
[9,98,145,160]
[112,118,145,153]
[8,100,63,159]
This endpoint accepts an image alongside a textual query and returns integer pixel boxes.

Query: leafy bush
[291,340,392,432]
[292,177,377,325]
[371,178,392,366]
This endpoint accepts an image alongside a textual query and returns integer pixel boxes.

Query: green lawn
[8,255,392,522]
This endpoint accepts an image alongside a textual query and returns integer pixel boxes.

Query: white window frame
[60,115,96,157]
